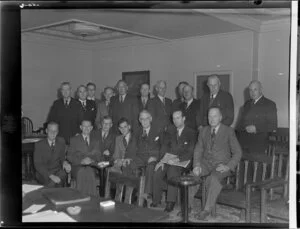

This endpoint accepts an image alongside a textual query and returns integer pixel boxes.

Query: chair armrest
[246,177,287,190]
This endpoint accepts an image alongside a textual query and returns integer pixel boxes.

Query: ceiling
[21,8,290,42]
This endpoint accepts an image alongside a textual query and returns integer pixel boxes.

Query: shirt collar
[87,96,95,101]
[177,125,185,136]
[254,95,263,104]
[210,92,218,99]
[211,124,220,134]
[186,98,193,107]
[48,139,55,146]
[158,95,165,103]
[124,132,131,142]
[82,134,90,140]
[143,126,151,135]
[64,97,71,103]
[79,99,87,103]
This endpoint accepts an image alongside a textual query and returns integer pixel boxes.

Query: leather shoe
[150,202,160,208]
[164,201,175,213]
[196,210,210,220]
[177,207,192,216]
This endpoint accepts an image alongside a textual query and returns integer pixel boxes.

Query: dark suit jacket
[172,98,184,112]
[137,96,150,113]
[135,124,163,166]
[47,98,82,145]
[148,96,173,131]
[91,128,116,161]
[160,125,197,162]
[79,99,97,126]
[199,89,234,126]
[95,100,109,129]
[33,137,66,180]
[113,133,137,161]
[179,99,201,131]
[67,134,101,166]
[236,96,277,153]
[109,94,139,132]
[193,124,242,171]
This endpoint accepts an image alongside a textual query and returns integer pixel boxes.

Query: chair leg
[260,188,267,223]
[211,204,217,218]
[138,175,146,207]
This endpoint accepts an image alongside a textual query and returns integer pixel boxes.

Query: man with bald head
[190,107,242,220]
[109,80,139,133]
[148,80,173,133]
[179,84,201,131]
[199,75,234,128]
[237,80,277,154]
[47,82,82,144]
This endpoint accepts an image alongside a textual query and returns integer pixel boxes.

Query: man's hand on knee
[215,164,230,173]
[193,166,202,176]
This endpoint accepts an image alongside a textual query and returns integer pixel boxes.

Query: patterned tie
[210,128,216,150]
[123,136,128,148]
[64,99,69,108]
[209,94,214,107]
[102,132,107,141]
[85,137,89,147]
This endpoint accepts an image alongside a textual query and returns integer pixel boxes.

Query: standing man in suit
[199,75,234,128]
[111,117,138,176]
[77,85,97,126]
[135,110,163,197]
[179,85,201,131]
[172,81,189,112]
[236,80,277,154]
[109,80,139,133]
[95,86,115,129]
[47,82,82,145]
[148,80,173,133]
[34,122,71,187]
[138,83,151,112]
[151,110,197,212]
[190,107,242,220]
[86,82,101,105]
[67,120,101,196]
[92,115,116,162]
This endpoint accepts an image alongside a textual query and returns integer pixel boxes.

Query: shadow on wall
[235,86,250,130]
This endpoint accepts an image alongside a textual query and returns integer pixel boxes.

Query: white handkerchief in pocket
[154,136,159,141]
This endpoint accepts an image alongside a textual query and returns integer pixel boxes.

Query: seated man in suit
[138,83,151,112]
[92,115,116,162]
[135,110,164,197]
[95,86,115,129]
[111,117,138,176]
[148,80,173,133]
[86,82,101,105]
[151,110,197,212]
[190,107,242,220]
[67,120,101,196]
[172,81,189,112]
[77,85,97,126]
[180,84,201,131]
[199,75,234,128]
[236,80,277,154]
[34,122,71,187]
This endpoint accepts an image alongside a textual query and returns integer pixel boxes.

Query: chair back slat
[234,163,240,190]
[124,186,134,204]
[278,153,283,178]
[22,117,33,136]
[262,163,267,181]
[252,161,258,183]
[243,160,249,186]
[115,184,124,202]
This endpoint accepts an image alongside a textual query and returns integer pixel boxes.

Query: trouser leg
[152,166,167,204]
[145,162,156,195]
[166,165,182,202]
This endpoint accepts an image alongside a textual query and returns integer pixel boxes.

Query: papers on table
[22,184,44,194]
[22,138,42,143]
[23,204,46,214]
[22,210,77,222]
[160,153,190,168]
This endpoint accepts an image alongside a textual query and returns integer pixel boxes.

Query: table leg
[99,168,106,197]
[181,185,189,223]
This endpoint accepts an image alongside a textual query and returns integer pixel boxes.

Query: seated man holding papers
[67,119,101,196]
[34,122,71,187]
[152,110,197,213]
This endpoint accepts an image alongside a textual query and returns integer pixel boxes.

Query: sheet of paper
[23,204,46,214]
[22,184,44,194]
[22,210,77,222]
[22,138,42,143]
[160,153,178,163]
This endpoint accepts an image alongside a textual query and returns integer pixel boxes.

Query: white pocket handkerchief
[184,141,188,145]
[154,136,159,141]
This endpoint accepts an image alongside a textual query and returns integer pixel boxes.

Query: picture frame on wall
[194,70,233,99]
[122,70,150,96]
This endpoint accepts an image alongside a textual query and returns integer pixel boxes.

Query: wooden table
[22,187,168,222]
[22,135,46,180]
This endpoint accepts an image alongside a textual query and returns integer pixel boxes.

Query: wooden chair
[22,117,44,137]
[201,152,277,222]
[104,167,146,207]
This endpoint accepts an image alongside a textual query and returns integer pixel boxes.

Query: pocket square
[184,141,188,145]
[154,136,160,141]
[91,108,95,111]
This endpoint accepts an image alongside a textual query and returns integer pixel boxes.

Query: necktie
[209,94,214,106]
[184,102,188,110]
[142,129,147,139]
[162,98,165,105]
[120,96,123,103]
[211,128,216,150]
[102,132,107,141]
[142,98,146,108]
[85,137,89,146]
[82,101,86,110]
[51,142,55,152]
[64,100,68,107]
[176,129,180,142]
[123,136,128,148]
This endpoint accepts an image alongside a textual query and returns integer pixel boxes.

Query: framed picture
[194,70,233,99]
[122,70,150,96]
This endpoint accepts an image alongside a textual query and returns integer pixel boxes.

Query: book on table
[160,153,190,168]
[41,188,91,206]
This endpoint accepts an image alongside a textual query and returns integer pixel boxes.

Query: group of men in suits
[35,75,277,220]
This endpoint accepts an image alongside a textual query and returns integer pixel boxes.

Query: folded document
[22,210,76,222]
